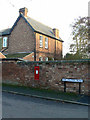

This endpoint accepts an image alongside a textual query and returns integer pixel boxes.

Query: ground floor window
[45,38,48,49]
[39,57,43,61]
[45,57,48,61]
[52,58,54,61]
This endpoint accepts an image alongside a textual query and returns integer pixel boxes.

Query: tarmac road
[2,92,88,118]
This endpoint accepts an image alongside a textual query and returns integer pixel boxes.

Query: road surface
[2,92,88,118]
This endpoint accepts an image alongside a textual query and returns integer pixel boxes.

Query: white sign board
[62,79,83,83]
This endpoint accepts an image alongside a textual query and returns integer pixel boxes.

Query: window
[52,58,54,61]
[3,37,7,47]
[39,57,43,61]
[45,38,48,49]
[45,57,48,61]
[40,36,43,47]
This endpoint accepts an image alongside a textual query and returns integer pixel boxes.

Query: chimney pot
[19,7,28,17]
[53,28,59,39]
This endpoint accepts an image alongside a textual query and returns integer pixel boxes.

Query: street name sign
[62,79,83,83]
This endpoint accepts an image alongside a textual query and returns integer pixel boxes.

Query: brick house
[0,7,63,61]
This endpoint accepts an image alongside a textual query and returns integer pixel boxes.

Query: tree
[70,16,90,59]
[64,53,74,60]
[64,53,82,60]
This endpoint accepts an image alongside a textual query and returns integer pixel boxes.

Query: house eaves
[0,28,11,36]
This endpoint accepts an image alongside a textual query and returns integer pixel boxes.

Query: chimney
[19,7,28,17]
[53,28,59,39]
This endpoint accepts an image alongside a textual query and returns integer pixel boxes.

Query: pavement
[2,84,90,106]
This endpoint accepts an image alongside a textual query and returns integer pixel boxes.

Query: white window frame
[45,37,48,49]
[39,57,43,61]
[45,57,48,61]
[40,35,43,47]
[3,37,7,47]
[52,58,54,61]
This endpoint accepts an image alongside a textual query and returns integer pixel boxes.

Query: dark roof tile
[0,28,11,36]
[26,16,63,41]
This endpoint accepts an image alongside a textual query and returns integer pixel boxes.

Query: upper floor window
[40,35,43,47]
[3,37,7,47]
[45,38,48,49]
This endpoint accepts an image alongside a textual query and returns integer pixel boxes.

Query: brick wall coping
[0,58,89,63]
[17,59,90,64]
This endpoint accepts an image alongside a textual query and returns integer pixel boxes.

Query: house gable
[10,14,35,34]
[8,15,35,54]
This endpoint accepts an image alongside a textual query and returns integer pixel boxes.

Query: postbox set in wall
[34,66,39,80]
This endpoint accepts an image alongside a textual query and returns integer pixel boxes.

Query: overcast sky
[0,0,89,56]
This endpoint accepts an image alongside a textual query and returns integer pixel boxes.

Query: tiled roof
[0,14,63,42]
[0,28,11,36]
[27,17,55,38]
[0,52,6,58]
[26,16,63,41]
[5,52,32,58]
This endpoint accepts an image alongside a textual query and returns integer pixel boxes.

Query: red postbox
[34,66,39,80]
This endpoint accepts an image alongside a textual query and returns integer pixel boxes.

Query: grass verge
[2,83,81,101]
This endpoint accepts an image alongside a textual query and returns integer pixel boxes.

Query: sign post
[62,79,83,94]
[64,82,66,92]
[79,83,81,94]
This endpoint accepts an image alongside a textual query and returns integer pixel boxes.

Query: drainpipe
[34,32,36,61]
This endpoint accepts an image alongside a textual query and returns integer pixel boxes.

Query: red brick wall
[2,60,89,95]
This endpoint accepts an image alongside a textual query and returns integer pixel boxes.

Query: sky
[0,0,89,56]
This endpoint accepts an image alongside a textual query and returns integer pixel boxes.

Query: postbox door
[34,66,39,80]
